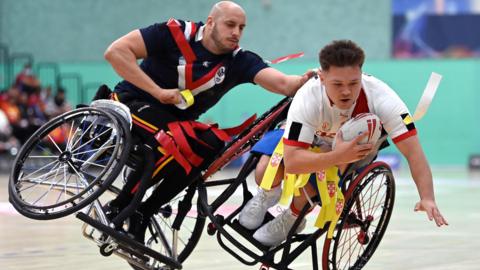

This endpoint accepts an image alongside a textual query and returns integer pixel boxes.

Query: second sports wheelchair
[8,92,395,270]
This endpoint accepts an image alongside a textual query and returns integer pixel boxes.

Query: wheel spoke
[31,164,67,205]
[20,159,59,181]
[69,115,99,150]
[9,108,129,220]
[71,126,113,155]
[47,134,63,154]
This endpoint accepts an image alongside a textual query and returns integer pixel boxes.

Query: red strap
[190,121,231,142]
[168,122,203,167]
[222,114,257,136]
[187,62,223,90]
[130,179,140,194]
[179,121,213,149]
[166,19,223,91]
[166,19,197,62]
[155,130,192,174]
[152,115,257,174]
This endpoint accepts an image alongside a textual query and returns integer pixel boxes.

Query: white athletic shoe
[239,187,281,230]
[253,208,306,247]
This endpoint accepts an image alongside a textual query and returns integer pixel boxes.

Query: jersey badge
[214,66,226,84]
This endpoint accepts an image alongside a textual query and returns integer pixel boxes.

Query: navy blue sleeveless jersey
[114,18,269,120]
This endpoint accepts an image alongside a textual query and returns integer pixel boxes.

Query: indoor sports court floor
[1,167,479,270]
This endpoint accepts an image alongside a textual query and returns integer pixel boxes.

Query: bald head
[209,1,245,21]
[202,1,246,54]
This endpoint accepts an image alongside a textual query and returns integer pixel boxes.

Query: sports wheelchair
[8,94,395,270]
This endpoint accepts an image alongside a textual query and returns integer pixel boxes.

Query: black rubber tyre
[8,107,131,220]
[322,162,395,270]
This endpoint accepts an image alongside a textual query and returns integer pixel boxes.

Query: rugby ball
[333,113,382,148]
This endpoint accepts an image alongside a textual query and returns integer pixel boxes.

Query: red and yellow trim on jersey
[282,138,310,149]
[392,113,417,143]
[131,113,159,134]
[392,129,417,144]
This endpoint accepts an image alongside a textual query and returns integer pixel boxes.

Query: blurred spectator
[45,88,72,117]
[0,109,20,155]
[14,63,32,86]
[40,86,53,105]
[15,63,41,95]
[0,86,22,125]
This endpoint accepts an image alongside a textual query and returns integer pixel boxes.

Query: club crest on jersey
[214,66,226,84]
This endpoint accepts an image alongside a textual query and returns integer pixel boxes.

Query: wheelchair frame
[9,96,396,270]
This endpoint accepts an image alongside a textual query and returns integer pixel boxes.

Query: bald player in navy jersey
[103,1,313,243]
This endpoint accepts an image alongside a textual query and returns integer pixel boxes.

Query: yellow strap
[279,172,310,205]
[279,173,295,205]
[293,173,310,196]
[257,139,345,235]
[260,139,285,190]
[313,166,344,239]
[327,191,344,238]
[176,89,195,109]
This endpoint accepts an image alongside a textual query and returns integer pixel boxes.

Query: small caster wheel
[207,222,217,236]
[161,204,173,218]
[260,263,270,270]
[100,242,116,256]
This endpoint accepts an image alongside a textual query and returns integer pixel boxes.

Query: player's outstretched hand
[414,199,449,227]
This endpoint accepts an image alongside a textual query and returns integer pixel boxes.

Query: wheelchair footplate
[76,212,182,270]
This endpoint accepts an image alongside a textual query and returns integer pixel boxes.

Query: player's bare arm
[395,135,449,227]
[283,132,373,174]
[254,67,314,96]
[104,29,181,104]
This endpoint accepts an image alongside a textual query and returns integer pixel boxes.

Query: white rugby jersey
[283,74,417,148]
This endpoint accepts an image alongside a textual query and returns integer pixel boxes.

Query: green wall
[45,59,477,166]
[1,0,475,166]
[0,0,390,61]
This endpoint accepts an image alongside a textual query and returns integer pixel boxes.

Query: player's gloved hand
[414,199,449,227]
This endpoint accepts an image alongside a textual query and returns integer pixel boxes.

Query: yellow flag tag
[314,166,344,239]
[260,139,285,190]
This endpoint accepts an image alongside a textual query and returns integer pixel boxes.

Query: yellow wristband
[176,89,195,110]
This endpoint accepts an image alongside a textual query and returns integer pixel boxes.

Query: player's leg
[239,129,284,230]
[104,100,175,218]
[128,127,225,243]
[253,180,317,246]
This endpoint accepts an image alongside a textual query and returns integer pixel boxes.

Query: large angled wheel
[322,161,395,270]
[9,107,131,220]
